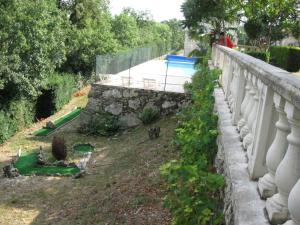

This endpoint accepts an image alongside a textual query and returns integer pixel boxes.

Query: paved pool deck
[97,58,194,93]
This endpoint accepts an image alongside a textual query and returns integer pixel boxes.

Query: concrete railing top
[215,44,300,109]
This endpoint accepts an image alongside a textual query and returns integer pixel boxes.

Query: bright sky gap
[110,0,185,21]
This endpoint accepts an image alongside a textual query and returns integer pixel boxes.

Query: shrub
[0,99,35,144]
[139,108,160,125]
[160,59,224,225]
[52,136,68,161]
[269,46,300,72]
[35,73,78,119]
[45,73,78,112]
[84,112,120,136]
[246,51,267,61]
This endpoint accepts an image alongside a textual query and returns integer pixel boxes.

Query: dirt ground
[0,86,177,225]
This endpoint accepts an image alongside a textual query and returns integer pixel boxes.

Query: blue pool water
[165,55,197,77]
[166,61,196,77]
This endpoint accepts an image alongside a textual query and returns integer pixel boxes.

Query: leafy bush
[52,136,68,161]
[161,60,224,225]
[83,112,120,136]
[35,73,78,119]
[0,99,35,144]
[139,108,160,125]
[269,46,300,72]
[46,73,78,112]
[246,51,267,61]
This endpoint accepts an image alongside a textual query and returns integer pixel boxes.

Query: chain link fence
[96,43,169,77]
[95,43,198,93]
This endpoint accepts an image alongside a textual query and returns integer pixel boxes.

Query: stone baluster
[237,72,251,131]
[240,75,256,139]
[243,76,259,150]
[214,47,219,67]
[220,54,228,88]
[283,179,300,225]
[258,94,290,198]
[227,61,237,110]
[266,101,300,224]
[217,50,221,67]
[232,67,246,125]
[220,52,225,70]
[229,62,240,112]
[248,83,275,179]
[223,57,234,98]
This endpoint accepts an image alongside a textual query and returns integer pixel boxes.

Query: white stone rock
[103,89,122,98]
[105,103,123,115]
[128,99,141,110]
[119,113,141,127]
[162,101,176,109]
[123,89,138,98]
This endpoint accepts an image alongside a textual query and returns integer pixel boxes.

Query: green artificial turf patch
[73,144,94,154]
[15,153,80,176]
[33,107,82,136]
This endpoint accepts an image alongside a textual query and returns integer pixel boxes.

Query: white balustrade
[228,61,239,112]
[212,44,300,225]
[237,73,251,130]
[266,102,300,224]
[243,76,259,150]
[284,179,300,225]
[231,67,246,125]
[240,75,255,139]
[258,94,290,198]
[248,82,275,179]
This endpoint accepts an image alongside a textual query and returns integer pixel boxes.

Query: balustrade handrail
[213,43,300,225]
[214,44,300,109]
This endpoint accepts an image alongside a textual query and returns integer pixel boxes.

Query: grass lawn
[0,85,177,225]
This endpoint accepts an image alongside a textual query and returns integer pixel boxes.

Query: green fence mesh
[96,43,169,77]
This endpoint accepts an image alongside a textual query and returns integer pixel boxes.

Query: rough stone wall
[80,84,190,128]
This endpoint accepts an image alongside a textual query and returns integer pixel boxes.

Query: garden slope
[0,86,177,224]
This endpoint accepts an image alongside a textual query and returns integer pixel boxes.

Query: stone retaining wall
[80,84,190,128]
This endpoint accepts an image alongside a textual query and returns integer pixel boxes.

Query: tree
[163,19,185,51]
[242,0,299,49]
[112,12,141,49]
[60,0,118,77]
[181,0,239,34]
[0,0,68,98]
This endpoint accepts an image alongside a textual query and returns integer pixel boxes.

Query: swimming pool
[99,55,198,93]
[166,61,196,77]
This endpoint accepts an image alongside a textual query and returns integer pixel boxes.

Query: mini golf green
[15,153,80,176]
[33,107,82,136]
[73,144,94,154]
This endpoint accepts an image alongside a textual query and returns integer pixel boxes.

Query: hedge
[245,51,268,61]
[0,73,78,144]
[269,46,300,72]
[245,47,300,72]
[0,99,36,143]
[45,73,77,113]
